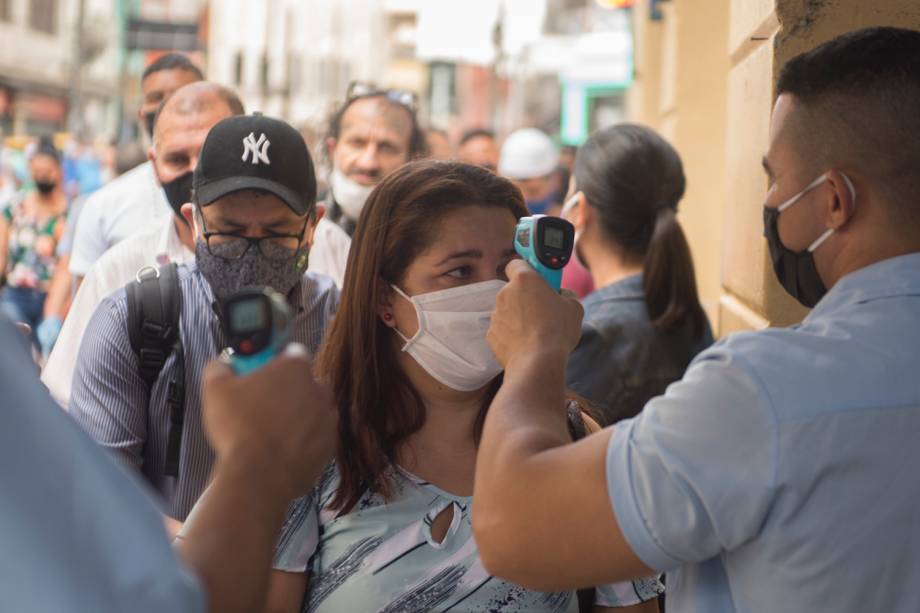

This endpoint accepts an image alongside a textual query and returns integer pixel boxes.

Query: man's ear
[181,203,198,235]
[147,145,156,165]
[325,137,337,162]
[304,205,325,246]
[573,192,592,230]
[826,170,858,230]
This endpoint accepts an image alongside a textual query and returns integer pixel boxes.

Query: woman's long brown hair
[315,160,528,515]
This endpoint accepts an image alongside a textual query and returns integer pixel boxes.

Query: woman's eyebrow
[436,249,483,265]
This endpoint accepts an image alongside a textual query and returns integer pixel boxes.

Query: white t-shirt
[42,217,194,408]
[308,216,351,288]
[69,161,171,276]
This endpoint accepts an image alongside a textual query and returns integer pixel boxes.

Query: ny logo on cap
[242,132,271,165]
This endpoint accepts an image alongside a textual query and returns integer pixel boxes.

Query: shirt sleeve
[594,576,664,607]
[69,194,106,276]
[56,195,87,257]
[69,293,149,474]
[273,491,320,572]
[606,347,778,571]
[40,261,110,408]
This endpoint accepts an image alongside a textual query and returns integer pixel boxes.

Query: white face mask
[330,168,375,222]
[391,280,505,392]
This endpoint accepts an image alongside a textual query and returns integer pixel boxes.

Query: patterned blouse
[2,195,65,290]
[274,463,664,612]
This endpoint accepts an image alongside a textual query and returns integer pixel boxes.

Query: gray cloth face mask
[194,239,309,301]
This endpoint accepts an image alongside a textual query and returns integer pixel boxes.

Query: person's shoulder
[82,162,152,208]
[682,328,802,410]
[313,216,352,249]
[302,270,341,303]
[92,226,163,271]
[706,327,801,368]
[580,292,652,345]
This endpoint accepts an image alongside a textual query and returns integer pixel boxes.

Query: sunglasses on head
[346,81,418,113]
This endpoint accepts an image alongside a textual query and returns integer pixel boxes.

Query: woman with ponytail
[563,124,713,425]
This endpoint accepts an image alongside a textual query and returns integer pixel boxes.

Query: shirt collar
[584,273,644,306]
[807,252,920,321]
[155,218,195,267]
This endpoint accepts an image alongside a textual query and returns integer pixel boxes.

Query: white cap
[498,128,559,180]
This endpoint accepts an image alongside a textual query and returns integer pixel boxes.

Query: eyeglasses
[201,216,309,261]
[346,81,418,113]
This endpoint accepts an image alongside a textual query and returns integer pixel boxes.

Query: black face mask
[144,111,157,139]
[34,180,56,196]
[161,171,194,225]
[762,206,828,308]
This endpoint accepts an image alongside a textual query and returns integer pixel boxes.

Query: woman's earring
[383,313,393,322]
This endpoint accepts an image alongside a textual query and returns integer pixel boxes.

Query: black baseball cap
[193,113,317,215]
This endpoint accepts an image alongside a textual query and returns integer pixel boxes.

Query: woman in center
[266,161,662,613]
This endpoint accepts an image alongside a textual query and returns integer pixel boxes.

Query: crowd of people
[1,25,919,613]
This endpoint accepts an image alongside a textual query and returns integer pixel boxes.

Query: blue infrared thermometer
[513,215,575,292]
[221,287,293,375]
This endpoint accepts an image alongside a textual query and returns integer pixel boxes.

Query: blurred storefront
[0,0,122,140]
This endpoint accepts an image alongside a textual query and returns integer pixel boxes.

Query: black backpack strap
[126,263,185,477]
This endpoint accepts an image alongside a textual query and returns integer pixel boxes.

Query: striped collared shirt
[70,263,339,520]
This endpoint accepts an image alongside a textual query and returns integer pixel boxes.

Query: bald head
[149,82,245,188]
[153,81,245,144]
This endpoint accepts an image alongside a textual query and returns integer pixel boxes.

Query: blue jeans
[0,286,46,338]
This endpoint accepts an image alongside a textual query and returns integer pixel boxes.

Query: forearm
[475,350,571,530]
[175,456,290,613]
[43,256,72,318]
[486,349,571,460]
[474,349,650,589]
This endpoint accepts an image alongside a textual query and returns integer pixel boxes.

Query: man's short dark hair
[459,128,495,147]
[325,94,427,164]
[776,27,920,228]
[142,53,205,83]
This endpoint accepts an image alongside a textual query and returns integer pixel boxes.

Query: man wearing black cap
[70,114,338,524]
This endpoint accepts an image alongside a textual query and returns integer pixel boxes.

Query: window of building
[0,0,12,22]
[30,0,57,34]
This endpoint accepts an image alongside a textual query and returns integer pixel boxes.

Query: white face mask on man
[331,168,375,221]
[391,280,505,392]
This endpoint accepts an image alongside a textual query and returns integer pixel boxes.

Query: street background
[1,0,918,336]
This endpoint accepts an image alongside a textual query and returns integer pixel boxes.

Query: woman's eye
[446,266,472,279]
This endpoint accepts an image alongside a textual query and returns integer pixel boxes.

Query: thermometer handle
[229,348,277,376]
[525,258,563,292]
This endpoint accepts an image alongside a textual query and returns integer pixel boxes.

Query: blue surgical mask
[526,193,556,215]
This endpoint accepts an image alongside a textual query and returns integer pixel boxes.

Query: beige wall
[628,0,920,335]
[627,0,732,331]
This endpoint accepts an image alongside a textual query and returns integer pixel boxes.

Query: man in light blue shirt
[472,27,920,612]
[0,313,336,612]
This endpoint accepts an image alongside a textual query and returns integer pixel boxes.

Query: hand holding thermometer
[220,287,293,375]
[513,215,575,291]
